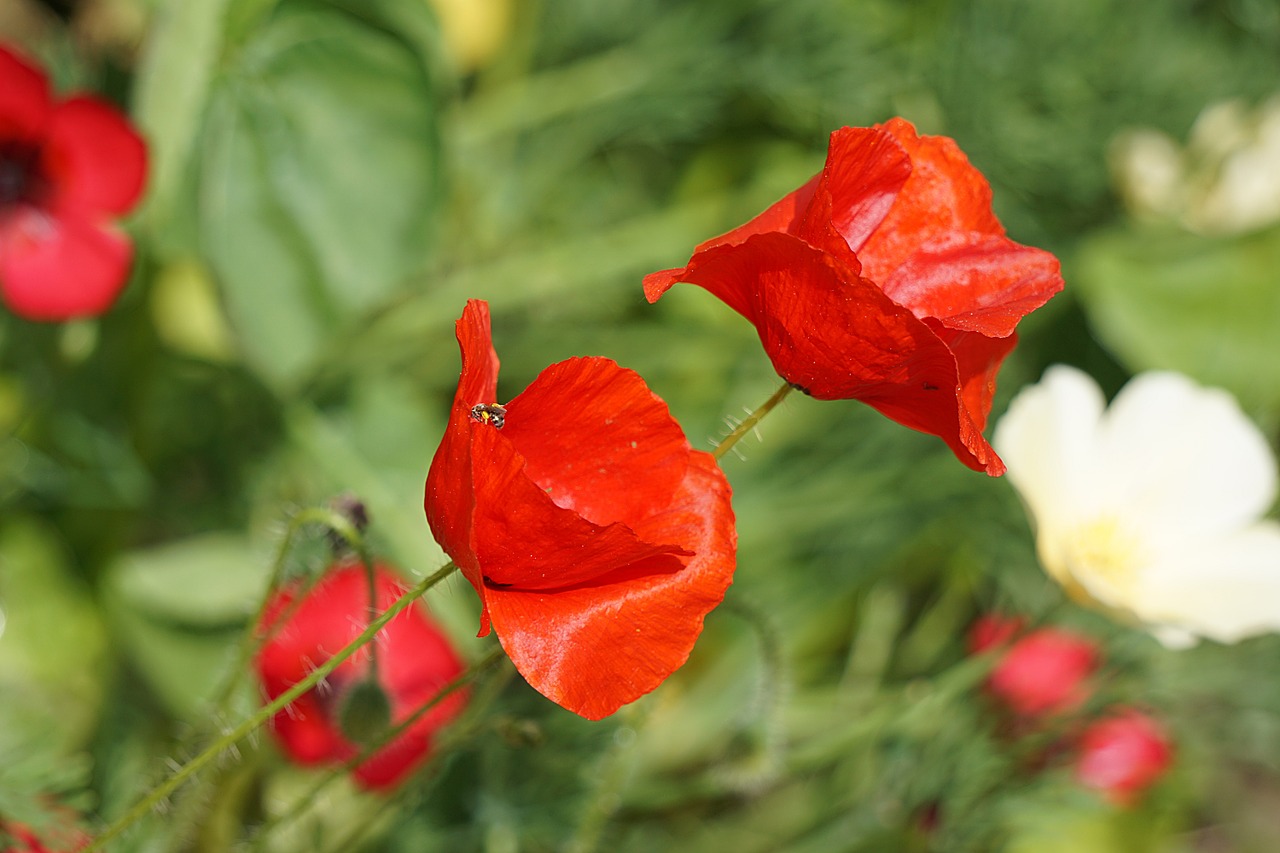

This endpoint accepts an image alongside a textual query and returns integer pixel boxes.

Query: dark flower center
[0,141,47,209]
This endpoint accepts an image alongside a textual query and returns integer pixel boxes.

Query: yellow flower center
[1060,515,1148,603]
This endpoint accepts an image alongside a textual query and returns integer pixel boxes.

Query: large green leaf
[1075,224,1280,428]
[199,5,443,389]
[103,533,265,717]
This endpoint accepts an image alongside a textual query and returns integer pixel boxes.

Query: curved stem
[84,560,460,852]
[712,381,794,460]
[252,645,508,847]
[211,506,365,712]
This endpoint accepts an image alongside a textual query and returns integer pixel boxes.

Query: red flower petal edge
[1075,709,1173,806]
[644,118,1063,475]
[254,562,467,790]
[0,44,147,321]
[425,299,737,720]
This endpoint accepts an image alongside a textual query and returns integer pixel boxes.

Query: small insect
[469,403,508,429]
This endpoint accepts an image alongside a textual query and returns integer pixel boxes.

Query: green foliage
[1076,223,1280,430]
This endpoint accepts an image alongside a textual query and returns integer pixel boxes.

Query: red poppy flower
[985,627,1098,717]
[425,299,736,721]
[1075,709,1173,806]
[254,562,467,790]
[644,118,1063,475]
[0,44,147,321]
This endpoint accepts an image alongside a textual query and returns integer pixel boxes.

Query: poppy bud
[336,677,394,745]
[1075,709,1173,806]
[986,627,1098,717]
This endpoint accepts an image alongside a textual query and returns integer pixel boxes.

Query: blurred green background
[2,0,1280,849]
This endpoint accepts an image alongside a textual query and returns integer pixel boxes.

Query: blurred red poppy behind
[1076,708,1174,806]
[255,563,467,790]
[985,627,1098,717]
[0,819,88,853]
[425,299,736,720]
[644,118,1063,475]
[0,44,146,321]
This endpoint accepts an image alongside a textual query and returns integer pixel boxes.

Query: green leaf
[102,533,264,716]
[198,6,443,389]
[133,0,233,229]
[0,517,108,754]
[1074,224,1280,428]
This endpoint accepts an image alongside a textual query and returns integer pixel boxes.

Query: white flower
[993,365,1280,647]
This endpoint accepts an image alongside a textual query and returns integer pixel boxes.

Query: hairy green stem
[251,645,508,848]
[712,381,794,460]
[84,560,459,852]
[211,506,364,712]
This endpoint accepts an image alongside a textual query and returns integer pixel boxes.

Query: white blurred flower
[994,365,1280,647]
[1110,95,1280,235]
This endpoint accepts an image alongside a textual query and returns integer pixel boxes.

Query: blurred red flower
[0,44,146,321]
[985,627,1098,717]
[425,299,736,720]
[0,820,87,853]
[255,562,467,790]
[966,612,1026,654]
[1075,708,1173,806]
[644,118,1063,475]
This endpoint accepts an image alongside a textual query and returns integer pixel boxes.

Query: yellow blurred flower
[429,0,514,74]
[994,365,1280,647]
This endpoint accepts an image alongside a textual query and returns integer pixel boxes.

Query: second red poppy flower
[425,300,736,720]
[644,118,1064,475]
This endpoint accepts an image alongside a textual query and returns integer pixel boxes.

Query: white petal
[994,366,1107,578]
[1096,371,1277,538]
[1132,521,1280,644]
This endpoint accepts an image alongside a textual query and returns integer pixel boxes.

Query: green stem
[84,561,459,852]
[712,382,794,460]
[211,506,365,712]
[252,645,508,847]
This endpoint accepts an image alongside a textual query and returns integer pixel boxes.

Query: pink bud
[1076,709,1173,806]
[986,628,1098,716]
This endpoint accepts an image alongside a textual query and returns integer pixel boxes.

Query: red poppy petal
[880,233,1064,336]
[425,299,500,627]
[931,323,1018,436]
[642,266,686,302]
[42,96,147,216]
[0,45,50,140]
[0,205,132,320]
[352,727,432,790]
[467,420,689,590]
[799,125,912,255]
[695,175,819,253]
[503,356,690,527]
[856,118,1003,283]
[663,231,952,396]
[486,451,735,719]
[268,692,348,765]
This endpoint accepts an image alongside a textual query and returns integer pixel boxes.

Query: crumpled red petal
[644,119,1063,475]
[647,231,1002,473]
[0,205,132,320]
[425,300,737,719]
